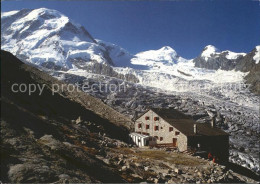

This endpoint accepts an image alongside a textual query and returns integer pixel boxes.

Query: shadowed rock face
[193,53,244,71]
[193,46,258,72]
[0,50,130,183]
[235,48,258,72]
[234,48,260,95]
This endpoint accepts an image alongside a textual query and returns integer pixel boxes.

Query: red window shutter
[145,116,150,120]
[154,126,159,131]
[160,137,163,141]
[169,127,173,132]
[138,123,142,128]
[154,117,159,121]
[146,124,150,129]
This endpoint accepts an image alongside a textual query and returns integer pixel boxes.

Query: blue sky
[2,0,260,59]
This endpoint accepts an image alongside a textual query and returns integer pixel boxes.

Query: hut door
[172,138,177,147]
[145,139,149,146]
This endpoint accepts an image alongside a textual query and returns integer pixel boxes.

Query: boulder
[121,166,127,171]
[75,116,82,124]
[144,166,149,171]
[38,135,61,150]
[174,168,182,174]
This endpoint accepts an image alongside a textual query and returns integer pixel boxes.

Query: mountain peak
[159,46,174,51]
[201,45,219,61]
[203,45,219,53]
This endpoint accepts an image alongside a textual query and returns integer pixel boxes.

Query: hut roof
[150,108,229,136]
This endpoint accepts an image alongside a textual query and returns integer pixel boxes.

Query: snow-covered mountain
[2,8,259,91]
[3,8,258,74]
[0,8,193,71]
[194,45,247,70]
[131,46,187,67]
[1,8,115,69]
[201,45,246,61]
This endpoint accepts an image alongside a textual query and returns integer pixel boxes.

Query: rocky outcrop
[193,45,246,71]
[73,61,139,83]
[194,52,243,70]
[235,48,260,94]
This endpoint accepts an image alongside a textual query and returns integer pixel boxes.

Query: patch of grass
[134,150,203,166]
[111,147,135,155]
[167,154,202,166]
[112,148,206,166]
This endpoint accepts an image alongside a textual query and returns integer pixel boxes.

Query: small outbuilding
[129,132,156,147]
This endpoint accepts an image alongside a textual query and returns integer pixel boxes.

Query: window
[160,137,163,141]
[169,127,173,132]
[145,116,150,120]
[138,123,142,128]
[154,136,158,139]
[154,125,159,131]
[154,117,159,121]
[146,124,150,129]
[175,131,180,135]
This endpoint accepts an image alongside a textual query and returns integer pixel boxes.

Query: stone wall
[135,110,188,151]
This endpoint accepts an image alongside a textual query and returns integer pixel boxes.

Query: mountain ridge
[2,8,259,71]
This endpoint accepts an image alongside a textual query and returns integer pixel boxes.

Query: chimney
[194,124,197,134]
[211,118,216,128]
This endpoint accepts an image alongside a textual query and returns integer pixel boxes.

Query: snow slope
[253,46,260,64]
[97,40,134,67]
